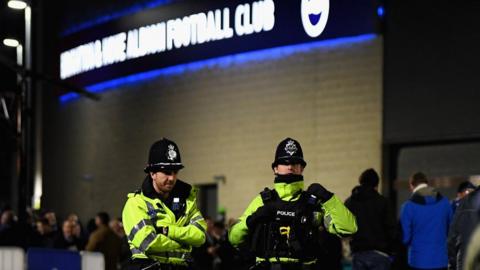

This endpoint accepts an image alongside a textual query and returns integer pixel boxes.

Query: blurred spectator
[86,212,121,270]
[0,209,16,232]
[211,220,238,270]
[400,172,452,270]
[66,213,80,224]
[0,209,22,247]
[42,209,58,233]
[451,181,476,214]
[108,218,122,237]
[345,168,396,270]
[67,213,82,234]
[86,217,97,237]
[448,185,480,270]
[36,217,58,248]
[109,217,131,269]
[53,219,86,251]
[0,208,43,249]
[192,217,241,270]
[67,213,88,246]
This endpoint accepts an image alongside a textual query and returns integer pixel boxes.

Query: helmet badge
[167,144,177,161]
[285,140,298,156]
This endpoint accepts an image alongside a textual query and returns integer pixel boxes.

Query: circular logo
[301,0,330,38]
[167,144,177,161]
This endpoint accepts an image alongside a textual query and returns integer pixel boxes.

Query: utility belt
[125,258,190,270]
[251,261,316,270]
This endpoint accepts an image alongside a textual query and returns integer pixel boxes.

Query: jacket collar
[273,181,304,200]
[412,183,428,193]
[410,184,442,205]
[141,176,191,201]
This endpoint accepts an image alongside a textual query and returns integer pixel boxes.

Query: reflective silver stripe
[324,214,332,229]
[192,222,206,233]
[189,215,203,224]
[128,219,153,242]
[145,201,161,220]
[131,248,190,259]
[145,200,155,212]
[139,232,157,252]
[131,247,142,255]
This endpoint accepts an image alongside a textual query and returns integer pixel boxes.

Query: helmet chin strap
[274,174,304,184]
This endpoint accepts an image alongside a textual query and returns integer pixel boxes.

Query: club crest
[285,140,298,156]
[167,144,177,161]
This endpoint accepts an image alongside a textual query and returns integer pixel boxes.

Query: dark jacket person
[448,186,480,270]
[345,168,396,270]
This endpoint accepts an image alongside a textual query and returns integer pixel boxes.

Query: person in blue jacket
[400,172,452,270]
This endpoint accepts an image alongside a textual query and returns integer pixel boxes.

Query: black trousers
[122,258,190,270]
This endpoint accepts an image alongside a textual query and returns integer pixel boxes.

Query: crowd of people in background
[343,169,480,270]
[1,169,480,270]
[0,208,131,270]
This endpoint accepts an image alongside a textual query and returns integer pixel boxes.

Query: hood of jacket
[410,185,443,205]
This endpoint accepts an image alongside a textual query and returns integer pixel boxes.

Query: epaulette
[260,187,278,203]
[127,189,141,198]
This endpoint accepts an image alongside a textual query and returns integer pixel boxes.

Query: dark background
[382,0,480,207]
[384,0,480,144]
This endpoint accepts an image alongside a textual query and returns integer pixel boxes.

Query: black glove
[307,183,333,203]
[246,205,275,229]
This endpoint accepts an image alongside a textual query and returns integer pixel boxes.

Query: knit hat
[359,168,379,187]
[271,138,307,169]
[144,138,184,173]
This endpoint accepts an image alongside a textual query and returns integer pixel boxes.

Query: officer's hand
[246,205,275,229]
[307,183,333,203]
[152,210,169,222]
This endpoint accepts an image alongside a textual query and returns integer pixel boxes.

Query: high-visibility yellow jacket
[122,177,206,265]
[228,180,357,264]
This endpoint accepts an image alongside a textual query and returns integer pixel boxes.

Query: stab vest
[250,188,320,261]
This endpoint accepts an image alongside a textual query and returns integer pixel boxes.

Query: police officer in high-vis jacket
[122,138,206,270]
[228,138,357,270]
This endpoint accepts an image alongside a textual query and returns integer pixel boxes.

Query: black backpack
[249,188,321,261]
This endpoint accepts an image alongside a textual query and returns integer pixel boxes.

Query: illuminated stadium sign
[60,0,377,86]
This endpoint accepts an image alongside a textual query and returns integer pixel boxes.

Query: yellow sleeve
[228,195,263,247]
[322,195,358,235]
[122,196,182,253]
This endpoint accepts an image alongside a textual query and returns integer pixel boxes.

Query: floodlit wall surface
[43,37,383,220]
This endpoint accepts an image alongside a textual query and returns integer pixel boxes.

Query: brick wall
[43,36,383,221]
